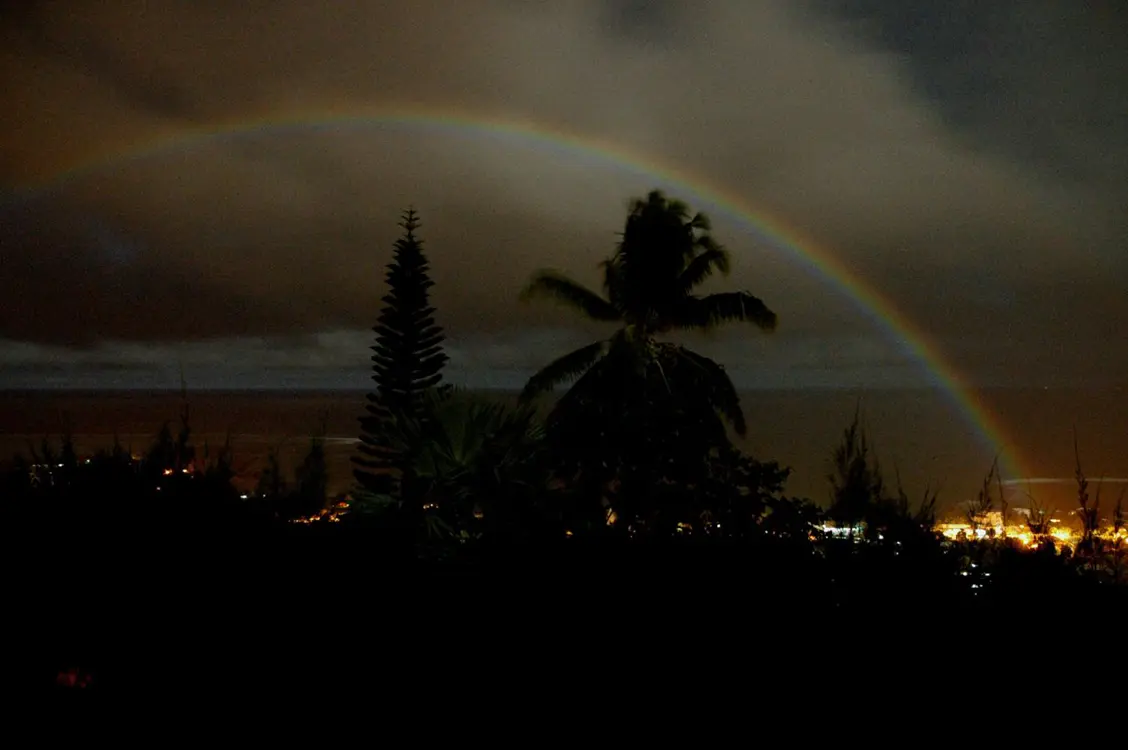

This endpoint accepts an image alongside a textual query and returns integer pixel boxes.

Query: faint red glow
[56,668,92,689]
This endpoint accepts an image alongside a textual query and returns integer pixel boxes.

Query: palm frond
[678,246,731,292]
[520,340,610,402]
[660,194,690,221]
[520,271,621,322]
[688,211,712,231]
[678,291,777,332]
[599,258,626,311]
[675,347,746,436]
[629,190,683,218]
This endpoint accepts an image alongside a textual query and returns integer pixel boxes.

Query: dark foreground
[10,520,1126,698]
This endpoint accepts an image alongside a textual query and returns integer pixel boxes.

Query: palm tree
[520,190,777,530]
[521,190,775,430]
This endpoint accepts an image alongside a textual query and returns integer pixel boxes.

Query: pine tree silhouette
[353,208,448,495]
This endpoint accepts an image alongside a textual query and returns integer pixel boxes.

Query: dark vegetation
[5,191,1125,695]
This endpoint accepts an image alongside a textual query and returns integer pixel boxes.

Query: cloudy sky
[1,0,1125,390]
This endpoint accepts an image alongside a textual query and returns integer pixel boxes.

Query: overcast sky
[1,0,1125,389]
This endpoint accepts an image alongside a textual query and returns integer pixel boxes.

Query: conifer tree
[353,208,448,495]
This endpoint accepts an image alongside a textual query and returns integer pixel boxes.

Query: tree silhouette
[292,433,329,519]
[256,446,288,502]
[518,190,776,528]
[353,208,448,496]
[520,190,776,427]
[827,409,884,534]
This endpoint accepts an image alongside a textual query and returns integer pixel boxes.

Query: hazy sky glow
[1,0,1125,389]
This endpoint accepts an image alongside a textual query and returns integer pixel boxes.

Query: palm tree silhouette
[519,190,776,437]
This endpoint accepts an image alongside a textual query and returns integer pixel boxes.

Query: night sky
[1,1,1125,390]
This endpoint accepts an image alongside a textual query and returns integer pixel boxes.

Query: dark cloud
[0,0,1123,388]
[805,0,1128,200]
[599,0,688,47]
[4,2,199,118]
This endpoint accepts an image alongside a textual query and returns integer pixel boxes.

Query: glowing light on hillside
[935,521,1090,549]
[289,498,352,524]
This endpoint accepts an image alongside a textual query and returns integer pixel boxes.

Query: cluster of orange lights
[936,522,1127,550]
[289,500,351,524]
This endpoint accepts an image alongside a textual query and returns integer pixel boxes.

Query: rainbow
[4,105,1029,481]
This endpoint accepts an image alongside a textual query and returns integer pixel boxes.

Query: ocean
[1,387,1124,516]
